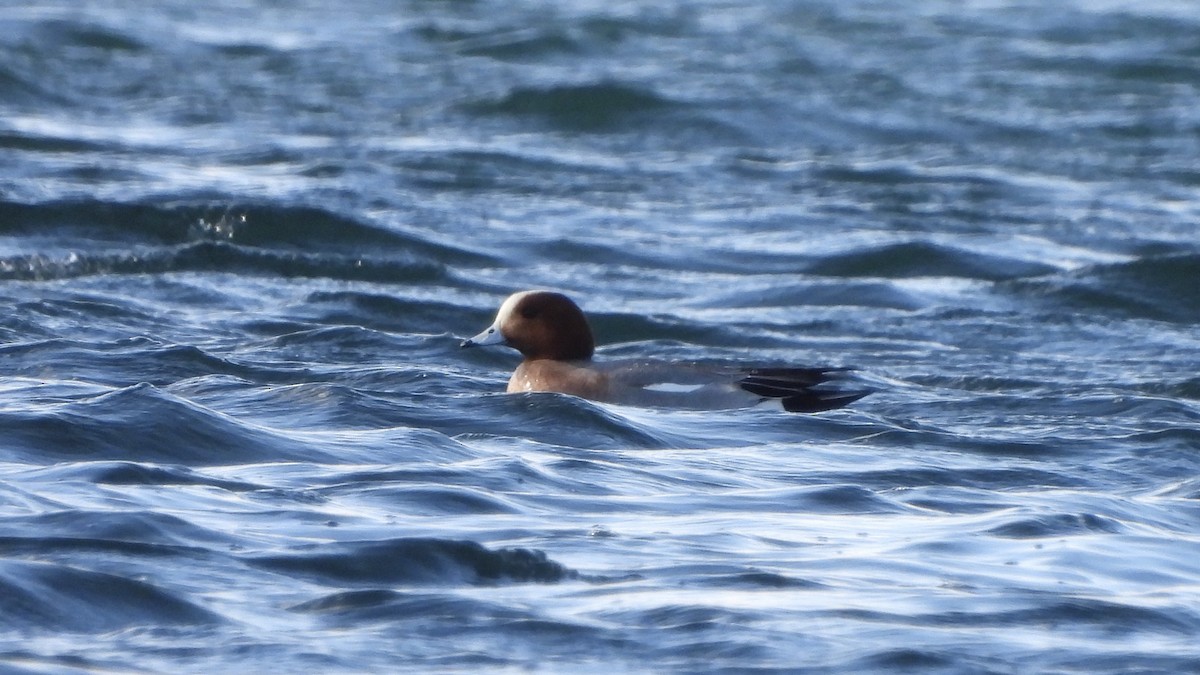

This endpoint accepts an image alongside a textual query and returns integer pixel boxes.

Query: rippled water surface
[3,0,1200,672]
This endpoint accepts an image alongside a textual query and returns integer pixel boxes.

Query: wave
[250,537,577,586]
[0,17,143,109]
[0,198,482,283]
[395,147,643,197]
[0,508,228,550]
[417,11,681,62]
[6,383,493,468]
[840,597,1199,635]
[986,512,1126,539]
[706,281,928,311]
[0,337,302,387]
[418,24,584,62]
[289,589,533,628]
[470,80,676,120]
[0,16,159,116]
[0,241,447,283]
[287,587,628,666]
[465,80,744,142]
[1004,252,1200,322]
[371,389,696,450]
[22,17,149,54]
[0,382,336,465]
[0,199,494,261]
[300,291,474,335]
[0,559,219,632]
[807,240,1059,281]
[0,67,76,111]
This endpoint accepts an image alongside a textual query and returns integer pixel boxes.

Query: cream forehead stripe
[461,291,538,347]
[494,291,537,324]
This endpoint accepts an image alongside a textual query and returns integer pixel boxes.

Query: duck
[460,290,870,413]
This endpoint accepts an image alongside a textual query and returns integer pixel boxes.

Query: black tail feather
[780,389,872,413]
[737,368,869,413]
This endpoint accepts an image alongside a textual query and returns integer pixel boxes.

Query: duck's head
[461,290,595,361]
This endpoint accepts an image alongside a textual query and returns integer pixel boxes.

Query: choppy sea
[3,0,1200,672]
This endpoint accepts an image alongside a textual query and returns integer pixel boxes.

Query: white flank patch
[643,382,706,393]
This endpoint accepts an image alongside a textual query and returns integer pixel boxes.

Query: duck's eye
[520,308,540,319]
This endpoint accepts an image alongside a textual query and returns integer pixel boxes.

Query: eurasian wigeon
[461,290,870,413]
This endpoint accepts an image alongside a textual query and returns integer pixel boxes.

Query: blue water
[3,0,1200,671]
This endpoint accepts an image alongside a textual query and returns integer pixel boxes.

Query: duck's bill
[460,323,506,348]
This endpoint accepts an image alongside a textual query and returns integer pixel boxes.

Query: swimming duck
[461,290,869,413]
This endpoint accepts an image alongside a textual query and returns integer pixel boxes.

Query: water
[2,0,1200,671]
